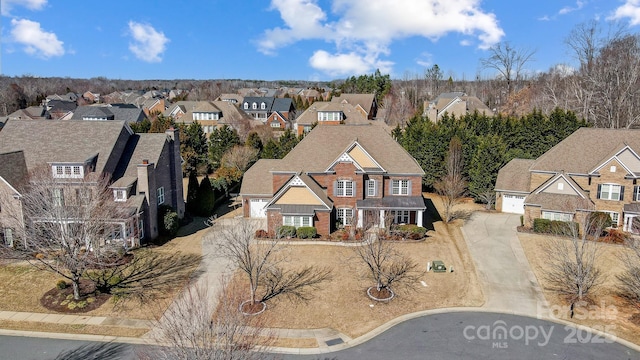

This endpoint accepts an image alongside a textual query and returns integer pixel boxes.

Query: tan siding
[275,186,323,205]
[541,177,580,195]
[348,146,377,168]
[617,149,640,173]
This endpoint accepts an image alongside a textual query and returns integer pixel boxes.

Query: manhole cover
[325,338,344,346]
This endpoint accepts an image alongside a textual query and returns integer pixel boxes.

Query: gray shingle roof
[524,192,594,212]
[495,158,535,192]
[0,150,28,190]
[0,119,128,174]
[112,133,168,179]
[240,159,282,196]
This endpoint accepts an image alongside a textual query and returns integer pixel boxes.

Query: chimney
[164,126,185,218]
[137,161,158,240]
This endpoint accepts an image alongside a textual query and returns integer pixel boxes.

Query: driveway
[461,212,547,317]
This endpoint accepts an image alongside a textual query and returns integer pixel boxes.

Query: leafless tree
[617,220,640,305]
[210,218,331,312]
[221,146,259,176]
[481,42,536,97]
[477,190,496,211]
[543,210,608,303]
[141,279,273,360]
[433,137,467,222]
[565,20,626,75]
[0,167,133,300]
[352,218,421,299]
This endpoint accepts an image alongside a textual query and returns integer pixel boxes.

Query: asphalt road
[2,312,637,360]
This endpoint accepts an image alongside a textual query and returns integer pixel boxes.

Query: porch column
[379,210,385,228]
[357,209,363,228]
[417,210,423,227]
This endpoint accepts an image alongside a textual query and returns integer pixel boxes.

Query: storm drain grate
[325,338,344,346]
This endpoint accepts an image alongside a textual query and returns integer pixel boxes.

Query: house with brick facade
[240,125,426,237]
[495,127,640,233]
[0,120,184,248]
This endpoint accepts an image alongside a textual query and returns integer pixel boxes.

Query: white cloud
[10,19,64,58]
[538,15,551,21]
[259,0,504,76]
[1,0,47,15]
[559,1,585,15]
[609,0,640,25]
[416,52,434,68]
[127,21,169,63]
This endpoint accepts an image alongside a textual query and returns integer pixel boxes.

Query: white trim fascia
[0,176,21,197]
[264,175,331,210]
[534,173,586,199]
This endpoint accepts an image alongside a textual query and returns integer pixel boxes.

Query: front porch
[356,197,426,229]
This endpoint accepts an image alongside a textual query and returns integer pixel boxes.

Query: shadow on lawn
[422,197,442,231]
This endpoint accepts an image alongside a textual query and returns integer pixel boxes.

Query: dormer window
[113,189,127,202]
[243,102,249,109]
[52,164,84,179]
[260,102,266,110]
[318,111,343,121]
[252,102,257,110]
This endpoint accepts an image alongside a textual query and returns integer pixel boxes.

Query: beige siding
[617,149,640,173]
[541,177,580,195]
[348,146,377,168]
[275,186,322,205]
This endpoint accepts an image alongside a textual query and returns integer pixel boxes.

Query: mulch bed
[40,279,110,313]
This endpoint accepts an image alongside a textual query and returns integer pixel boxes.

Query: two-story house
[424,92,493,123]
[330,94,378,120]
[495,128,640,233]
[242,97,296,124]
[165,101,259,136]
[0,120,184,248]
[293,101,387,136]
[240,125,426,236]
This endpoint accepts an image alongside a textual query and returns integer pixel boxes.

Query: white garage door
[250,199,268,218]
[502,194,525,214]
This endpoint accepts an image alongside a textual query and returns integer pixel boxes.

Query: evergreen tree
[468,134,507,197]
[262,139,280,159]
[208,125,240,170]
[186,171,200,215]
[149,114,175,133]
[130,118,151,133]
[195,176,215,217]
[278,129,299,158]
[180,122,208,175]
[246,132,263,154]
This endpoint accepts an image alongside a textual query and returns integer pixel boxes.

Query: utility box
[432,260,447,273]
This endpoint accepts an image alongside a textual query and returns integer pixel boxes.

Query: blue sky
[2,0,640,81]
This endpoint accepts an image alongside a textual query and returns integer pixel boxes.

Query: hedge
[277,225,296,238]
[296,226,317,239]
[395,224,427,239]
[533,218,579,235]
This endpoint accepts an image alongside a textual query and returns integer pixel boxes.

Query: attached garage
[501,194,525,214]
[250,199,268,218]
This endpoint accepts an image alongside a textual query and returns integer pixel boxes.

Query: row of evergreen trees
[396,108,587,198]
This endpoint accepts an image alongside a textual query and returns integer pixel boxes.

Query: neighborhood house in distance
[240,124,426,236]
[496,127,640,233]
[0,120,184,247]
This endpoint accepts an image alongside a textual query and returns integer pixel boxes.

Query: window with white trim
[260,102,266,109]
[635,186,640,201]
[252,102,257,109]
[139,219,144,239]
[243,102,249,109]
[317,111,342,121]
[599,184,622,201]
[52,188,64,207]
[283,215,312,228]
[157,187,165,205]
[2,228,13,247]
[336,180,354,197]
[337,208,354,226]
[270,121,281,128]
[603,211,620,226]
[52,164,84,179]
[366,180,377,197]
[114,189,127,202]
[541,211,573,222]
[392,210,410,224]
[391,180,410,195]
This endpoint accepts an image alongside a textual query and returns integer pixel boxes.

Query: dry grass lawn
[520,232,640,345]
[0,320,148,338]
[0,218,211,333]
[231,195,484,338]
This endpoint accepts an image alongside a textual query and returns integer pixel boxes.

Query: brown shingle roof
[525,192,594,212]
[331,94,375,114]
[530,127,640,174]
[296,102,368,126]
[240,159,282,196]
[495,158,535,192]
[281,125,424,175]
[0,119,128,174]
[0,151,28,190]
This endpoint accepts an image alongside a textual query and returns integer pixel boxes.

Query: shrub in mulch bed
[40,279,110,313]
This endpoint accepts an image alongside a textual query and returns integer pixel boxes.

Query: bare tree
[220,146,259,176]
[617,222,640,305]
[0,167,133,300]
[543,210,608,304]
[142,279,273,360]
[352,227,421,300]
[481,42,536,97]
[433,137,467,222]
[477,190,496,211]
[210,218,331,312]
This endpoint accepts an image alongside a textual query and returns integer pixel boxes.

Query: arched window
[243,102,249,109]
[260,102,266,109]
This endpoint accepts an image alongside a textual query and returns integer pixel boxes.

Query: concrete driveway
[461,212,548,317]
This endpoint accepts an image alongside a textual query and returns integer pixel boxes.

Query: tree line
[396,108,588,200]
